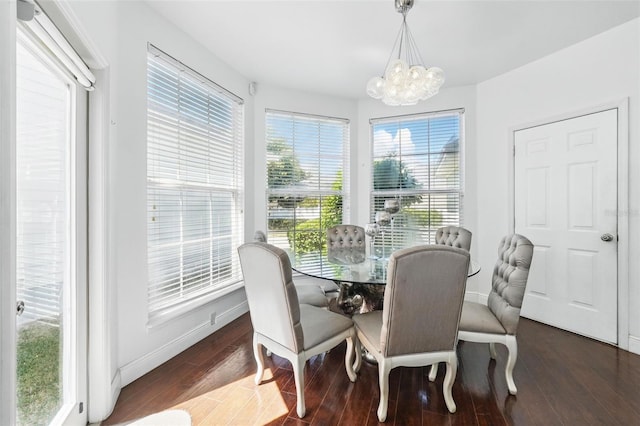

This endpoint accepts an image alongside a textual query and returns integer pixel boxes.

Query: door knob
[601,233,615,242]
[16,300,25,316]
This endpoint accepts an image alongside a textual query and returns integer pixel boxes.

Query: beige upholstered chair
[435,226,472,252]
[238,242,357,418]
[456,234,534,395]
[326,225,366,296]
[352,245,470,421]
[253,230,329,308]
[327,224,366,251]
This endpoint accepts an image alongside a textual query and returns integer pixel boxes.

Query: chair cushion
[294,274,340,293]
[295,285,329,308]
[459,301,507,334]
[352,310,383,353]
[299,304,354,350]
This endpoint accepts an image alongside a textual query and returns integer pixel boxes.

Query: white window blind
[16,29,71,324]
[266,110,349,253]
[370,110,463,250]
[147,44,244,317]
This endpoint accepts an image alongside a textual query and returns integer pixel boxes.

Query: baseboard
[464,291,488,304]
[118,301,249,387]
[629,335,640,355]
[109,371,121,419]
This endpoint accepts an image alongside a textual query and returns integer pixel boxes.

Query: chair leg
[353,336,363,373]
[377,360,391,422]
[292,354,306,418]
[345,335,357,382]
[489,342,497,359]
[428,363,438,382]
[443,357,457,413]
[253,333,265,385]
[504,335,518,395]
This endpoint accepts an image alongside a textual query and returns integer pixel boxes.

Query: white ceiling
[146,0,640,100]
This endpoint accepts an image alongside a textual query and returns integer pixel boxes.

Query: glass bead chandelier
[366,0,445,106]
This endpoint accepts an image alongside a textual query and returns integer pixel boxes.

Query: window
[147,44,244,318]
[370,110,463,250]
[266,110,349,253]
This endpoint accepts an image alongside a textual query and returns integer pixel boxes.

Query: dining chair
[253,230,329,308]
[455,234,534,395]
[435,225,472,252]
[352,245,470,421]
[327,224,366,251]
[238,242,358,418]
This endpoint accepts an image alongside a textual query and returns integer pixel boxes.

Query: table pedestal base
[335,282,385,316]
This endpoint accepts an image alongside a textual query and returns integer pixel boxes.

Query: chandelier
[366,0,445,106]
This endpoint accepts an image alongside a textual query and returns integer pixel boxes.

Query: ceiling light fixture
[367,0,444,106]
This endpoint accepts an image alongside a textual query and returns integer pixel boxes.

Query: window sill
[146,281,245,331]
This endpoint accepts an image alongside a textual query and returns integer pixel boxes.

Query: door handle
[16,300,25,316]
[601,233,615,242]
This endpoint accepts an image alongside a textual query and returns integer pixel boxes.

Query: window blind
[16,29,71,322]
[370,110,463,250]
[147,44,244,317]
[266,110,349,253]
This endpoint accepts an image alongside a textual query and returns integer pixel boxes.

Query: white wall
[67,1,254,419]
[476,18,640,351]
[356,86,481,294]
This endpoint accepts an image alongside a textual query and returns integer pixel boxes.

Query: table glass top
[288,247,480,285]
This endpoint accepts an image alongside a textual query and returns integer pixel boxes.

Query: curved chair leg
[353,336,363,373]
[377,360,391,422]
[253,333,265,385]
[428,363,438,382]
[292,354,306,418]
[504,335,518,395]
[345,336,357,382]
[489,342,497,359]
[443,358,458,413]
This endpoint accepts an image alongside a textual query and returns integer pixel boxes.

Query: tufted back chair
[452,233,534,396]
[487,234,534,334]
[435,226,472,252]
[327,225,366,250]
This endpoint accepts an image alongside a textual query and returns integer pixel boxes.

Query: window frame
[265,109,350,253]
[369,109,465,247]
[146,44,244,325]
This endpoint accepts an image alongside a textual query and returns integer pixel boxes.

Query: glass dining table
[288,247,480,315]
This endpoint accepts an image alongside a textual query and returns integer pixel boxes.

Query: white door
[514,109,618,344]
[14,27,88,425]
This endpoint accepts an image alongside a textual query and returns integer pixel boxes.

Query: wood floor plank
[393,367,424,426]
[102,314,640,426]
[338,359,378,426]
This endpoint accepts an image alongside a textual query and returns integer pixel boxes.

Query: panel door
[515,109,617,344]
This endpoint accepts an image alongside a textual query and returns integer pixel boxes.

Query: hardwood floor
[102,314,640,425]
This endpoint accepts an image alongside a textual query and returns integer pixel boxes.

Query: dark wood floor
[102,314,640,425]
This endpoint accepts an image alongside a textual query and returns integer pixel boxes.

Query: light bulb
[425,67,445,88]
[366,77,385,99]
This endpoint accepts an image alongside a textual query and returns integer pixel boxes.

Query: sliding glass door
[15,27,87,425]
